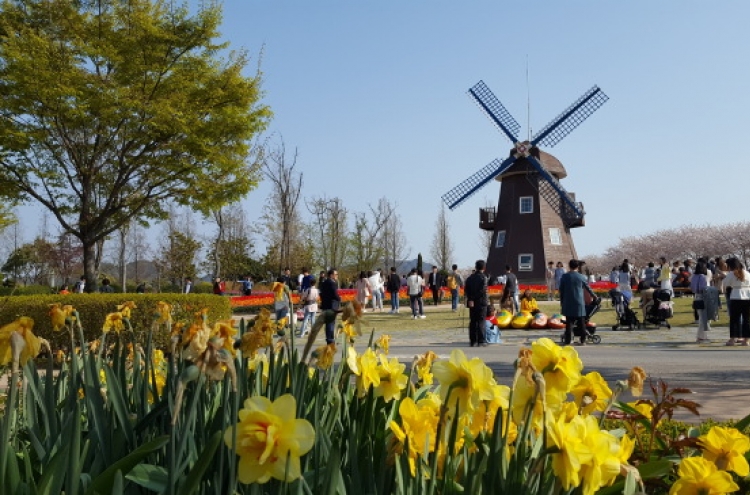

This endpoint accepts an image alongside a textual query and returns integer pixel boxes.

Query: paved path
[287,314,750,423]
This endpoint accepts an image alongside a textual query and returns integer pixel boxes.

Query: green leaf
[85,435,169,495]
[125,464,168,492]
[37,438,70,495]
[177,430,222,495]
[637,459,674,479]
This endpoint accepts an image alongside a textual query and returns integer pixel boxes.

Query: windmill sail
[468,81,521,143]
[525,155,584,227]
[442,156,515,210]
[531,86,609,148]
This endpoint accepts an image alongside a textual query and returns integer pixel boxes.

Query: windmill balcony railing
[479,207,496,230]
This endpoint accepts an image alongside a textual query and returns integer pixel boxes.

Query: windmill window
[495,230,506,248]
[519,196,534,214]
[549,228,562,245]
[518,254,533,271]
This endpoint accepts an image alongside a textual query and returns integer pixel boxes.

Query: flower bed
[1,301,748,493]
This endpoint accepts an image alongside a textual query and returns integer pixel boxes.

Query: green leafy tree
[160,231,201,289]
[0,0,271,291]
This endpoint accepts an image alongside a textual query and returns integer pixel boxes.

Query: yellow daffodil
[102,312,125,334]
[546,414,592,491]
[116,301,137,319]
[312,343,336,370]
[182,309,211,360]
[414,350,437,385]
[432,349,497,417]
[617,434,635,465]
[224,394,315,484]
[516,348,537,385]
[389,396,440,475]
[530,338,583,394]
[571,371,612,415]
[511,371,565,430]
[577,415,621,495]
[272,282,286,302]
[212,320,238,356]
[0,317,41,366]
[154,301,172,325]
[375,354,408,402]
[465,383,511,436]
[627,367,647,397]
[49,303,67,331]
[347,347,380,397]
[340,321,357,338]
[375,334,390,354]
[698,426,750,476]
[669,456,739,495]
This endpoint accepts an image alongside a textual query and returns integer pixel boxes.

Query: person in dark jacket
[560,259,598,345]
[428,266,443,306]
[319,268,341,344]
[464,259,489,347]
[386,266,402,314]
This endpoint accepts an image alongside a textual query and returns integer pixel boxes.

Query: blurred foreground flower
[669,456,739,495]
[698,426,750,476]
[0,317,48,368]
[225,394,315,484]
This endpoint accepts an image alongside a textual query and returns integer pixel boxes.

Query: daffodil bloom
[116,301,137,319]
[375,354,408,402]
[49,303,67,331]
[312,343,336,370]
[0,317,41,366]
[571,371,612,415]
[530,338,583,394]
[627,367,647,397]
[225,394,315,484]
[577,415,621,495]
[102,312,125,334]
[698,426,750,476]
[465,383,511,436]
[182,309,212,360]
[669,456,739,495]
[414,350,437,385]
[432,349,497,417]
[347,347,380,397]
[375,334,390,354]
[340,321,357,338]
[212,320,238,356]
[511,371,565,431]
[154,301,172,325]
[546,414,593,491]
[389,396,440,475]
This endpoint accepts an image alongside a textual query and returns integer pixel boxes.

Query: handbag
[692,300,705,310]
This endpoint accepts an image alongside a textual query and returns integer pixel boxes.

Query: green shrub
[0,284,57,296]
[0,294,232,350]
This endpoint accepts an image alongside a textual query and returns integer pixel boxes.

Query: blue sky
[15,1,750,269]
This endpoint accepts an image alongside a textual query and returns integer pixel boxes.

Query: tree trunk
[82,239,98,293]
[118,228,127,292]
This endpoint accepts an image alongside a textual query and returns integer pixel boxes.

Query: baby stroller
[559,298,602,345]
[610,289,641,330]
[642,289,673,329]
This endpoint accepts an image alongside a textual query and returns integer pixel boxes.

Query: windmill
[442,80,608,282]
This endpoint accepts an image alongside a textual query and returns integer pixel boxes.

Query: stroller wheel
[612,325,619,331]
[591,335,602,344]
[666,322,671,329]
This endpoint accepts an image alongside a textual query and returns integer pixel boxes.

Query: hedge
[0,293,232,350]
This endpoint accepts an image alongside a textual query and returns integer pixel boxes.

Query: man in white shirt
[406,269,426,319]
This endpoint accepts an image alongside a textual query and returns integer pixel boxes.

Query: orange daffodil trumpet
[224,394,314,484]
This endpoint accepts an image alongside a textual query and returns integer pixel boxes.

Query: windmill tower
[442,80,608,283]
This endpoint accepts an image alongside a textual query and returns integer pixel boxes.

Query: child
[485,306,502,344]
[520,289,539,314]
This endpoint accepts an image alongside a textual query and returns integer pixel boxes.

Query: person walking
[658,257,672,295]
[298,278,319,337]
[319,268,341,344]
[559,259,598,346]
[504,265,519,313]
[368,269,384,312]
[406,269,425,319]
[184,277,193,294]
[724,258,750,346]
[691,261,711,343]
[554,262,565,294]
[447,264,464,312]
[428,266,443,307]
[354,271,371,309]
[465,259,489,347]
[546,261,556,301]
[386,267,401,313]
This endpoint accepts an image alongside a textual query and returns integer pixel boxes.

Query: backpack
[446,275,457,290]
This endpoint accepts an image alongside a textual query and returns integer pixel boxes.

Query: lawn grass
[345,295,723,334]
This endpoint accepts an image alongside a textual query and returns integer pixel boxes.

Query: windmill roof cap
[495,149,568,181]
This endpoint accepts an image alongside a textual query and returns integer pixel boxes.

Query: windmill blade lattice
[525,155,584,225]
[442,156,515,210]
[468,80,521,143]
[531,86,609,148]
